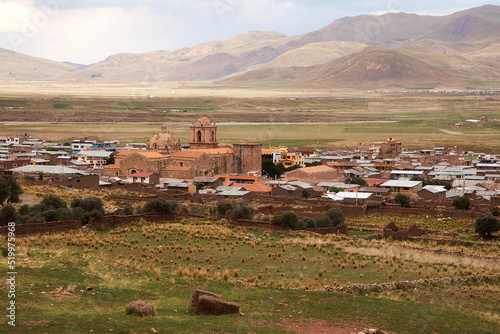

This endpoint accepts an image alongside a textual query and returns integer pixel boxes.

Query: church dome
[194,117,213,127]
[147,128,180,153]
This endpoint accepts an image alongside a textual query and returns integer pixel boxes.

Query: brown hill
[299,47,456,87]
[410,5,500,53]
[0,48,75,81]
[261,41,367,68]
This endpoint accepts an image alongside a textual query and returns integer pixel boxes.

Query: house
[284,165,339,183]
[390,170,425,179]
[417,185,447,201]
[359,187,391,196]
[380,180,423,194]
[74,150,113,168]
[164,181,196,195]
[271,185,302,198]
[127,172,160,185]
[192,176,224,189]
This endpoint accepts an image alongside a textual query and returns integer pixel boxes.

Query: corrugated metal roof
[9,165,88,175]
[380,180,422,188]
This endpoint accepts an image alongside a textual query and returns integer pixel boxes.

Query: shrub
[0,205,18,225]
[41,195,67,210]
[491,207,499,217]
[19,205,30,216]
[121,205,135,216]
[140,199,177,214]
[231,204,254,220]
[271,215,282,225]
[79,209,104,225]
[217,202,234,216]
[452,196,470,211]
[280,211,300,229]
[395,193,410,207]
[475,215,500,238]
[41,209,58,222]
[301,188,310,199]
[0,175,23,205]
[19,214,46,224]
[324,208,345,226]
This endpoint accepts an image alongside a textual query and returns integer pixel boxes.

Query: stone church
[103,117,262,179]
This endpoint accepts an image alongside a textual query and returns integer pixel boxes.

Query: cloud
[0,0,494,64]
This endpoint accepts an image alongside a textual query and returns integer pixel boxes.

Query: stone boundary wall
[0,220,82,237]
[86,212,176,230]
[0,212,176,237]
[323,274,500,294]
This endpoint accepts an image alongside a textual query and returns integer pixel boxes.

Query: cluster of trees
[273,208,345,230]
[0,195,105,225]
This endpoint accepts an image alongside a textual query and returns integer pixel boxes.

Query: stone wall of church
[233,144,262,174]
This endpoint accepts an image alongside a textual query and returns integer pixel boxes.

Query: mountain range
[2,4,500,88]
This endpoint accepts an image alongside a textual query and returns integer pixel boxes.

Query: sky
[0,0,494,64]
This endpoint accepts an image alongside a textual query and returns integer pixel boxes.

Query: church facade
[103,117,262,180]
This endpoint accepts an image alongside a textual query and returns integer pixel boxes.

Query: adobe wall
[0,220,82,237]
[86,212,176,230]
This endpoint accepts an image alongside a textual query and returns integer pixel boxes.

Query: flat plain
[1,82,499,151]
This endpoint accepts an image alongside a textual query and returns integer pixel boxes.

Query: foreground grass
[2,219,499,333]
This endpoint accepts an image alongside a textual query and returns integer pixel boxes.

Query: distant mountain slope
[260,41,367,68]
[1,5,499,87]
[226,47,462,88]
[0,48,75,80]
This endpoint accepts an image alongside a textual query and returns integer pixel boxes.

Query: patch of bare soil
[272,320,368,334]
[19,193,42,206]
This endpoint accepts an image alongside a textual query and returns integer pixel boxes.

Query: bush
[71,197,106,225]
[475,215,500,238]
[121,205,135,216]
[452,196,470,211]
[19,205,30,216]
[79,209,104,225]
[18,214,46,224]
[72,197,105,214]
[301,188,310,199]
[280,211,300,229]
[395,193,410,207]
[41,195,67,210]
[140,199,177,214]
[324,208,345,226]
[217,202,234,216]
[491,207,499,217]
[0,205,18,225]
[231,204,254,220]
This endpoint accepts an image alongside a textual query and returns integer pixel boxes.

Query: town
[1,116,499,212]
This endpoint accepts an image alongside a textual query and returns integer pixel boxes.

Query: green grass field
[1,91,499,151]
[2,217,499,333]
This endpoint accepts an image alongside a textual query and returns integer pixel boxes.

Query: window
[403,187,410,191]
[197,131,202,142]
[13,164,17,167]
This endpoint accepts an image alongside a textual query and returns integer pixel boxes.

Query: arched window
[197,130,202,142]
[211,131,215,142]
[153,144,158,150]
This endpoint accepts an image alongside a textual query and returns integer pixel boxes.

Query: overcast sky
[0,0,494,64]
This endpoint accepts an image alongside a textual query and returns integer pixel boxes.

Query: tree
[140,199,177,214]
[452,196,470,211]
[217,202,234,216]
[0,205,17,225]
[324,208,345,226]
[491,207,499,217]
[329,186,343,193]
[475,215,500,238]
[301,188,310,198]
[280,211,300,229]
[395,193,411,207]
[40,195,67,210]
[0,175,23,206]
[345,177,367,186]
[106,155,115,165]
[231,204,254,220]
[262,160,286,179]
